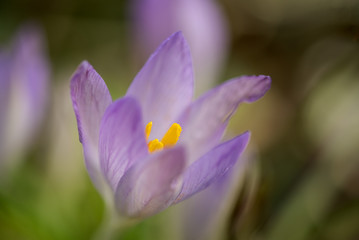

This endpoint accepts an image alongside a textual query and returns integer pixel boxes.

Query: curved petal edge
[70,61,112,190]
[174,131,250,203]
[115,146,186,218]
[99,96,148,191]
[126,31,194,139]
[178,75,270,163]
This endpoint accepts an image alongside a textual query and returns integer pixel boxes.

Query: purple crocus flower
[70,32,270,218]
[131,0,229,94]
[0,24,49,172]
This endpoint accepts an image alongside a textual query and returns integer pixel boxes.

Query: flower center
[145,121,182,153]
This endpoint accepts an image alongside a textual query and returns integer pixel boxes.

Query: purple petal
[12,24,50,128]
[181,152,251,240]
[131,0,174,59]
[178,75,271,163]
[174,132,250,203]
[70,61,112,190]
[99,97,148,191]
[126,32,194,139]
[132,0,229,93]
[1,24,50,163]
[115,146,186,218]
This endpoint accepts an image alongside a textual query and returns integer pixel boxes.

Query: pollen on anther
[161,123,182,148]
[145,121,152,141]
[148,139,163,153]
[145,122,182,153]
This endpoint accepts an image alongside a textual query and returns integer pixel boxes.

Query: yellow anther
[161,123,182,148]
[145,121,152,141]
[145,122,182,153]
[148,139,164,153]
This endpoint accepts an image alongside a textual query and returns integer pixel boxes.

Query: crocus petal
[126,32,194,139]
[70,61,112,190]
[11,24,49,132]
[181,152,252,240]
[1,24,50,159]
[174,132,250,203]
[177,0,229,94]
[132,0,229,94]
[178,75,271,163]
[99,97,148,191]
[115,146,186,218]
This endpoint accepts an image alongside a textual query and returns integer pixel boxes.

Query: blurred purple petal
[0,24,49,166]
[126,32,193,139]
[179,75,271,163]
[12,24,50,130]
[99,97,148,191]
[175,132,250,203]
[115,146,186,218]
[70,61,112,189]
[132,0,229,93]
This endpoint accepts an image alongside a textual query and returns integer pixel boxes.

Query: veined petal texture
[70,61,112,190]
[99,97,148,191]
[126,32,194,139]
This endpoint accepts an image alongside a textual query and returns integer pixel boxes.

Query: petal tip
[241,130,251,141]
[169,31,185,41]
[15,22,45,46]
[70,61,90,84]
[226,131,251,155]
[79,60,91,69]
[70,61,112,144]
[259,74,272,90]
[238,131,251,149]
[244,75,272,103]
[162,31,190,54]
[75,60,93,76]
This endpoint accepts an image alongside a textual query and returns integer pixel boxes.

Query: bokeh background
[1,0,359,239]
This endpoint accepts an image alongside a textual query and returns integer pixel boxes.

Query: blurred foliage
[0,0,359,239]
